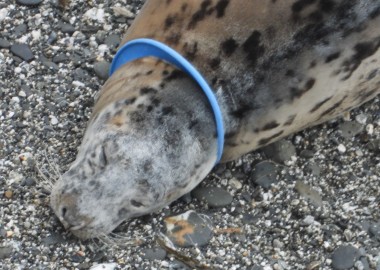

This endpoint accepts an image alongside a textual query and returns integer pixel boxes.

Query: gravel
[0,1,379,269]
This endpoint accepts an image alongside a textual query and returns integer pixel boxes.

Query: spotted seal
[50,0,380,239]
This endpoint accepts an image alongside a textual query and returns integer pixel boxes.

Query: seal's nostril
[61,207,67,218]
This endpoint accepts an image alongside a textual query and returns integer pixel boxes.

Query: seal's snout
[56,193,92,233]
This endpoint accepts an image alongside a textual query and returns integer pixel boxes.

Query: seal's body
[51,0,380,239]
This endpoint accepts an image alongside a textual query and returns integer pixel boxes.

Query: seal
[50,0,380,239]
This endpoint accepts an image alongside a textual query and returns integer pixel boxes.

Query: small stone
[10,44,34,62]
[93,61,110,80]
[42,233,66,245]
[192,186,233,207]
[0,246,13,259]
[104,34,121,50]
[229,178,242,189]
[90,263,118,270]
[0,38,10,48]
[337,144,346,153]
[141,247,167,260]
[369,222,380,240]
[163,210,213,247]
[61,24,76,35]
[331,245,360,270]
[16,0,43,6]
[339,121,363,139]
[300,149,314,159]
[262,139,296,164]
[294,181,323,207]
[4,190,13,199]
[250,161,278,189]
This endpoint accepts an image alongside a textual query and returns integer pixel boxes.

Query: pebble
[163,210,213,247]
[331,245,360,270]
[0,246,13,259]
[0,38,11,48]
[104,34,121,50]
[337,144,346,153]
[16,0,43,6]
[10,44,34,62]
[262,139,296,164]
[141,247,167,260]
[41,233,66,245]
[60,24,76,35]
[192,186,233,207]
[250,161,278,189]
[369,222,380,240]
[90,263,117,270]
[339,121,363,139]
[4,190,13,199]
[93,61,110,80]
[294,181,323,207]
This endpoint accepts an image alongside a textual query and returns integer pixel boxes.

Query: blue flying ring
[109,38,224,164]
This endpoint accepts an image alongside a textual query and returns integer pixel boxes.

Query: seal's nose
[58,193,92,231]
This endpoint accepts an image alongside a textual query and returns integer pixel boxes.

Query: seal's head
[50,63,217,239]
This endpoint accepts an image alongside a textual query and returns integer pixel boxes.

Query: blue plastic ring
[109,38,224,163]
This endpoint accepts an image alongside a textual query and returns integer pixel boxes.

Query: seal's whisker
[43,149,62,180]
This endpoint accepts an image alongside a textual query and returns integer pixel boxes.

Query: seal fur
[50,0,380,239]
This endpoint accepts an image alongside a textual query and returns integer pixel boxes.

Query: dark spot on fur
[188,0,212,29]
[258,130,284,146]
[125,98,136,105]
[188,120,198,129]
[292,0,317,13]
[140,87,157,95]
[221,38,238,56]
[290,78,315,99]
[367,69,378,80]
[309,60,317,69]
[283,115,297,126]
[215,0,229,18]
[165,70,186,82]
[181,3,188,12]
[151,98,160,107]
[285,70,295,77]
[166,33,182,45]
[342,40,380,80]
[370,6,380,19]
[162,106,173,115]
[230,105,251,118]
[146,105,153,112]
[319,96,347,117]
[225,131,237,138]
[209,58,221,69]
[183,42,198,60]
[261,121,280,131]
[243,31,265,66]
[309,96,333,113]
[165,15,176,30]
[325,52,341,63]
[131,200,144,207]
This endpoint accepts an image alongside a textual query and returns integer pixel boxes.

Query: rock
[93,61,110,80]
[250,160,278,189]
[192,186,233,207]
[16,0,43,6]
[10,44,34,62]
[0,246,13,259]
[0,38,11,49]
[339,121,363,139]
[262,139,296,164]
[294,181,323,207]
[331,245,360,270]
[141,247,167,260]
[61,24,76,35]
[163,210,213,247]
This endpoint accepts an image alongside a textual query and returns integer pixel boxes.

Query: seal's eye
[131,200,144,207]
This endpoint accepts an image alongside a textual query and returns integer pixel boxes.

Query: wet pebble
[339,121,363,139]
[10,44,34,62]
[16,0,43,6]
[163,210,213,247]
[369,222,380,240]
[60,24,76,35]
[105,34,121,50]
[262,139,296,164]
[93,61,110,80]
[331,245,360,270]
[141,247,167,260]
[294,181,323,207]
[42,233,66,245]
[0,38,11,49]
[250,161,278,189]
[192,186,232,207]
[0,246,13,259]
